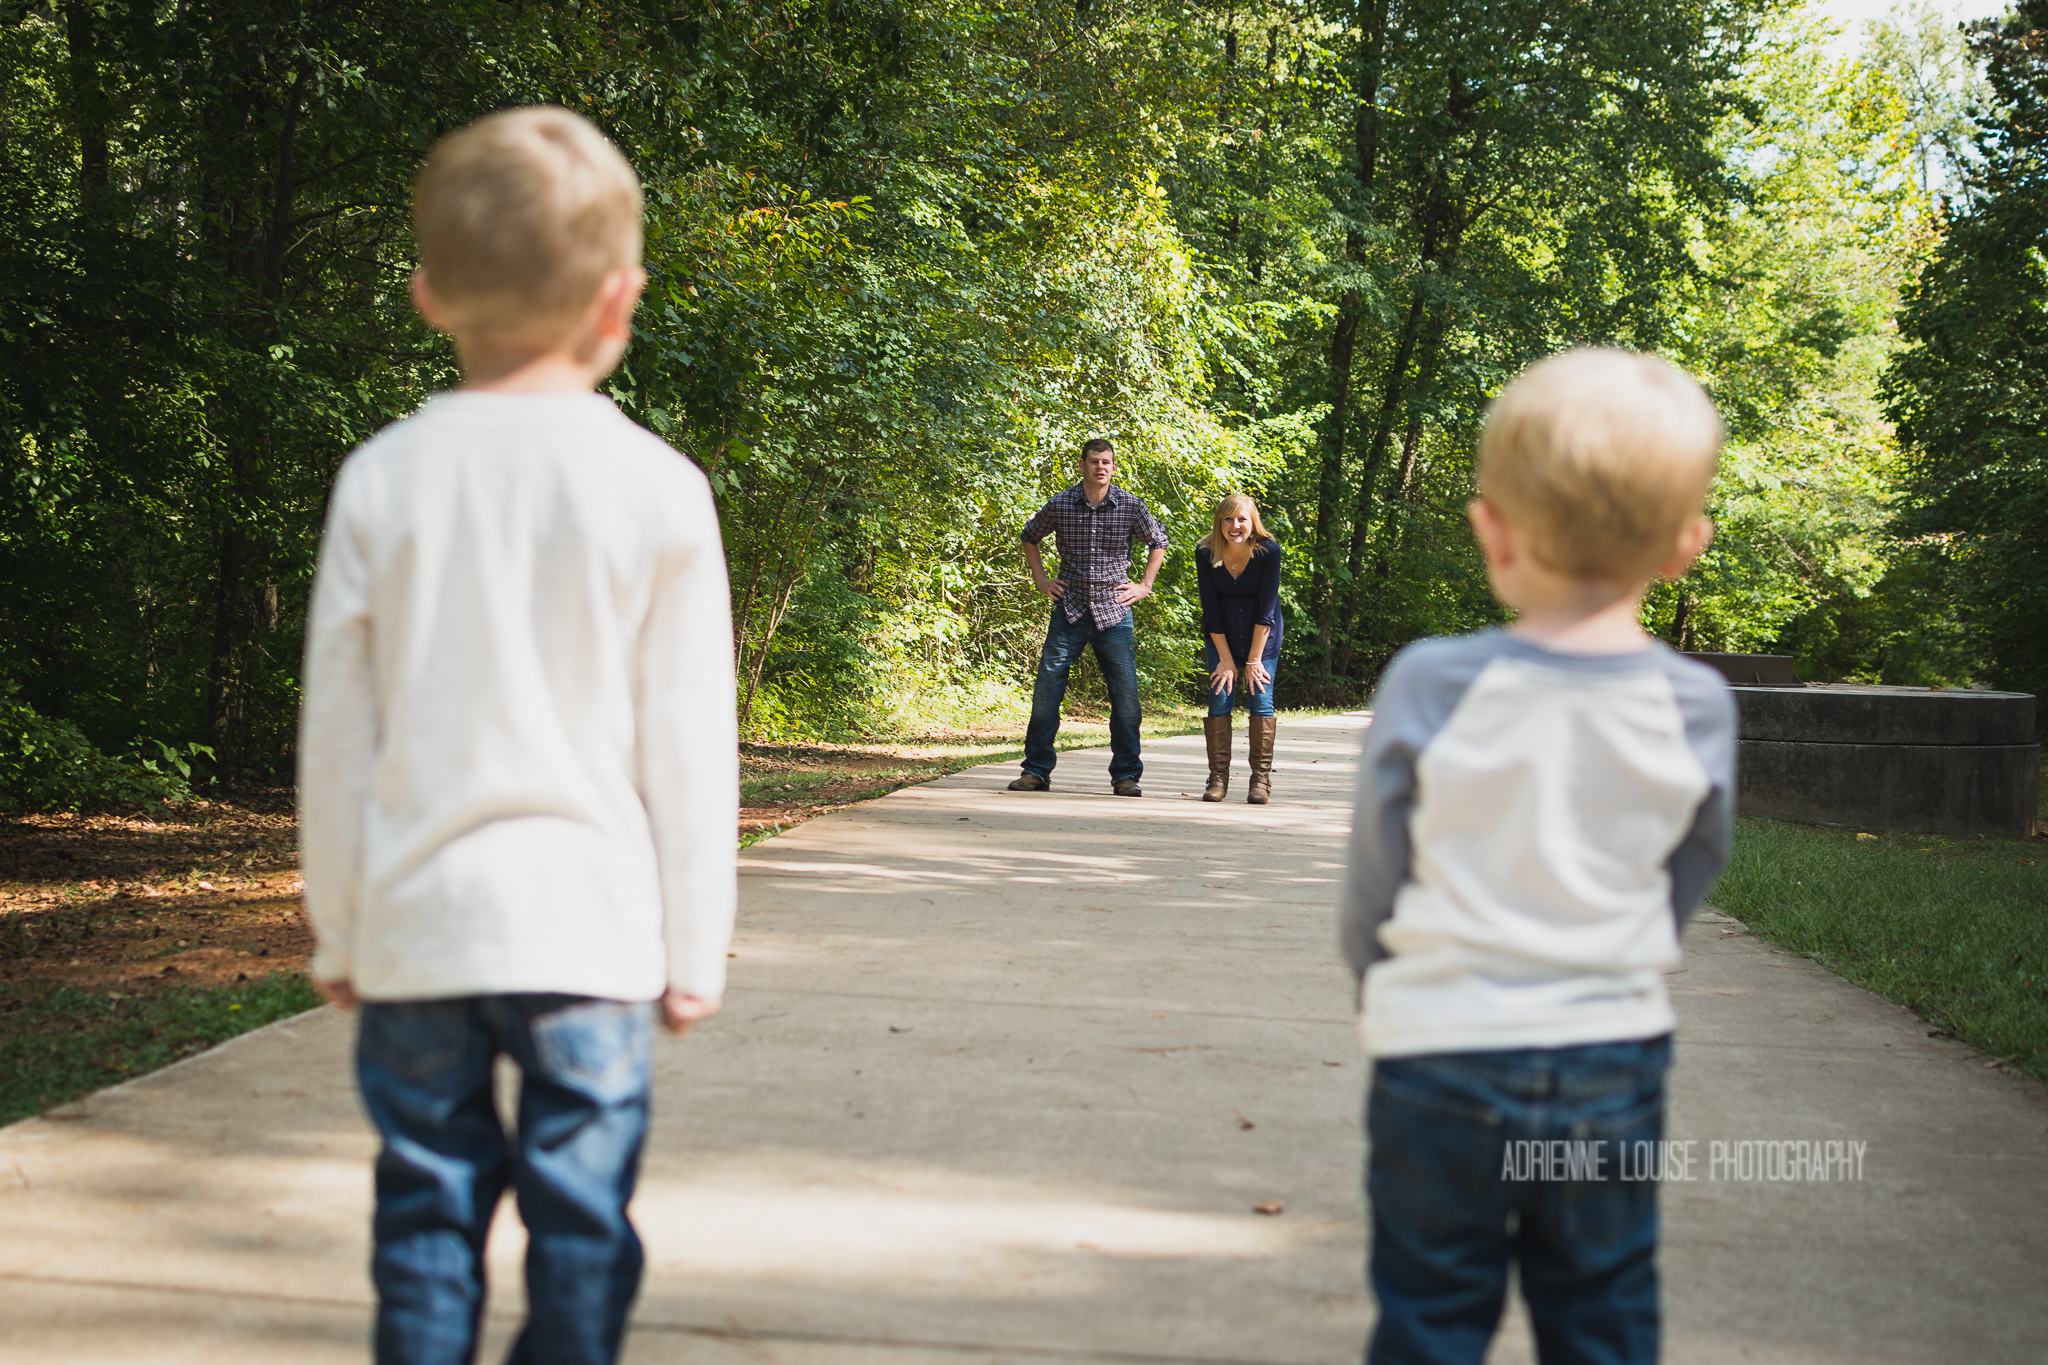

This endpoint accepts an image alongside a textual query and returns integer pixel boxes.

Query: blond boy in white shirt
[298,107,736,1365]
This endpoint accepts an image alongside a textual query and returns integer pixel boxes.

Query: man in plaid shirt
[1011,438,1169,796]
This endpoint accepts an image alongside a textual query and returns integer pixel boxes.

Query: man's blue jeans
[1365,1036,1671,1365]
[1023,604,1143,784]
[356,994,654,1365]
[1202,642,1278,718]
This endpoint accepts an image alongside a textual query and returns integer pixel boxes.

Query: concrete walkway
[1,713,2043,1363]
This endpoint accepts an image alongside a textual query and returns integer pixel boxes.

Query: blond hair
[413,106,643,340]
[1477,348,1722,579]
[1198,494,1276,558]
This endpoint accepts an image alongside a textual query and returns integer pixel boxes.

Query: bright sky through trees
[1815,0,2005,50]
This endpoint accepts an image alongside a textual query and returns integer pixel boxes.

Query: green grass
[0,973,322,1125]
[1714,818,2048,1079]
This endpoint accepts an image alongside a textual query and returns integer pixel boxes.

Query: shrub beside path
[0,713,2042,1363]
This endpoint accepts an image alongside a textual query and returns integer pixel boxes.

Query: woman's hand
[1245,658,1272,691]
[1210,657,1237,695]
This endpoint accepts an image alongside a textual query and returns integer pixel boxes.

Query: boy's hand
[660,989,722,1036]
[316,978,359,1010]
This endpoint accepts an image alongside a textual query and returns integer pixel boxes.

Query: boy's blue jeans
[356,994,654,1365]
[1365,1036,1671,1365]
[1022,604,1143,784]
[1201,642,1277,718]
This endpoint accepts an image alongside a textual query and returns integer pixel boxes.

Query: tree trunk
[731,466,846,729]
[64,3,107,206]
[1671,592,1697,651]
[1332,282,1428,665]
[1309,0,1391,675]
[206,523,247,750]
[1311,294,1362,672]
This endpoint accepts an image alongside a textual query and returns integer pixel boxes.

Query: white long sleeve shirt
[298,392,738,1003]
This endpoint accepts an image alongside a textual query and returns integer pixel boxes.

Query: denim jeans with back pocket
[1364,1036,1672,1365]
[356,994,654,1365]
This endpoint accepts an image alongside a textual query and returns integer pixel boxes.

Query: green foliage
[1167,0,1776,688]
[0,972,321,1125]
[0,678,208,812]
[1884,0,2048,708]
[0,0,2030,751]
[1643,5,1998,685]
[1715,819,2048,1081]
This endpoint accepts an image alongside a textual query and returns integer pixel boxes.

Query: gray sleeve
[1342,636,1492,979]
[1662,659,1740,932]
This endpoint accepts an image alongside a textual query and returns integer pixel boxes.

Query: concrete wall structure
[1728,684,2038,838]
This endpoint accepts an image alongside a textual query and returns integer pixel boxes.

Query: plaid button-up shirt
[1020,483,1170,628]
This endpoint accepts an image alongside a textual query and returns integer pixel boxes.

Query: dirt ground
[0,742,974,997]
[0,789,310,1001]
[737,741,959,836]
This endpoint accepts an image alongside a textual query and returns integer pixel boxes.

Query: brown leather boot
[1246,716,1276,804]
[1202,716,1232,802]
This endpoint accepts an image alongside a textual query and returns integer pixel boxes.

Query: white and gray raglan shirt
[1343,629,1737,1059]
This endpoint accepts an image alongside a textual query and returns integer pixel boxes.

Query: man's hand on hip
[1113,580,1152,607]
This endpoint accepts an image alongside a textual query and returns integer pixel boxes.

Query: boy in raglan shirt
[1343,349,1737,1365]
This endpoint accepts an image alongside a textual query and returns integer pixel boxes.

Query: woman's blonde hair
[1199,494,1275,557]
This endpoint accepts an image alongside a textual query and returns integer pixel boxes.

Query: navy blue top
[1195,539,1283,663]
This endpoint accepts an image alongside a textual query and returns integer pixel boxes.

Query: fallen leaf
[1253,1200,1284,1216]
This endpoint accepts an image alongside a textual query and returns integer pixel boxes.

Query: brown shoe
[1112,778,1143,797]
[1246,716,1276,804]
[1008,772,1050,791]
[1202,716,1232,802]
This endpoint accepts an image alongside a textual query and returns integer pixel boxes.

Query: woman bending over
[1194,494,1283,803]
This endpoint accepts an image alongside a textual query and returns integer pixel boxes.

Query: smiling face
[1079,447,1117,493]
[1210,495,1263,552]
